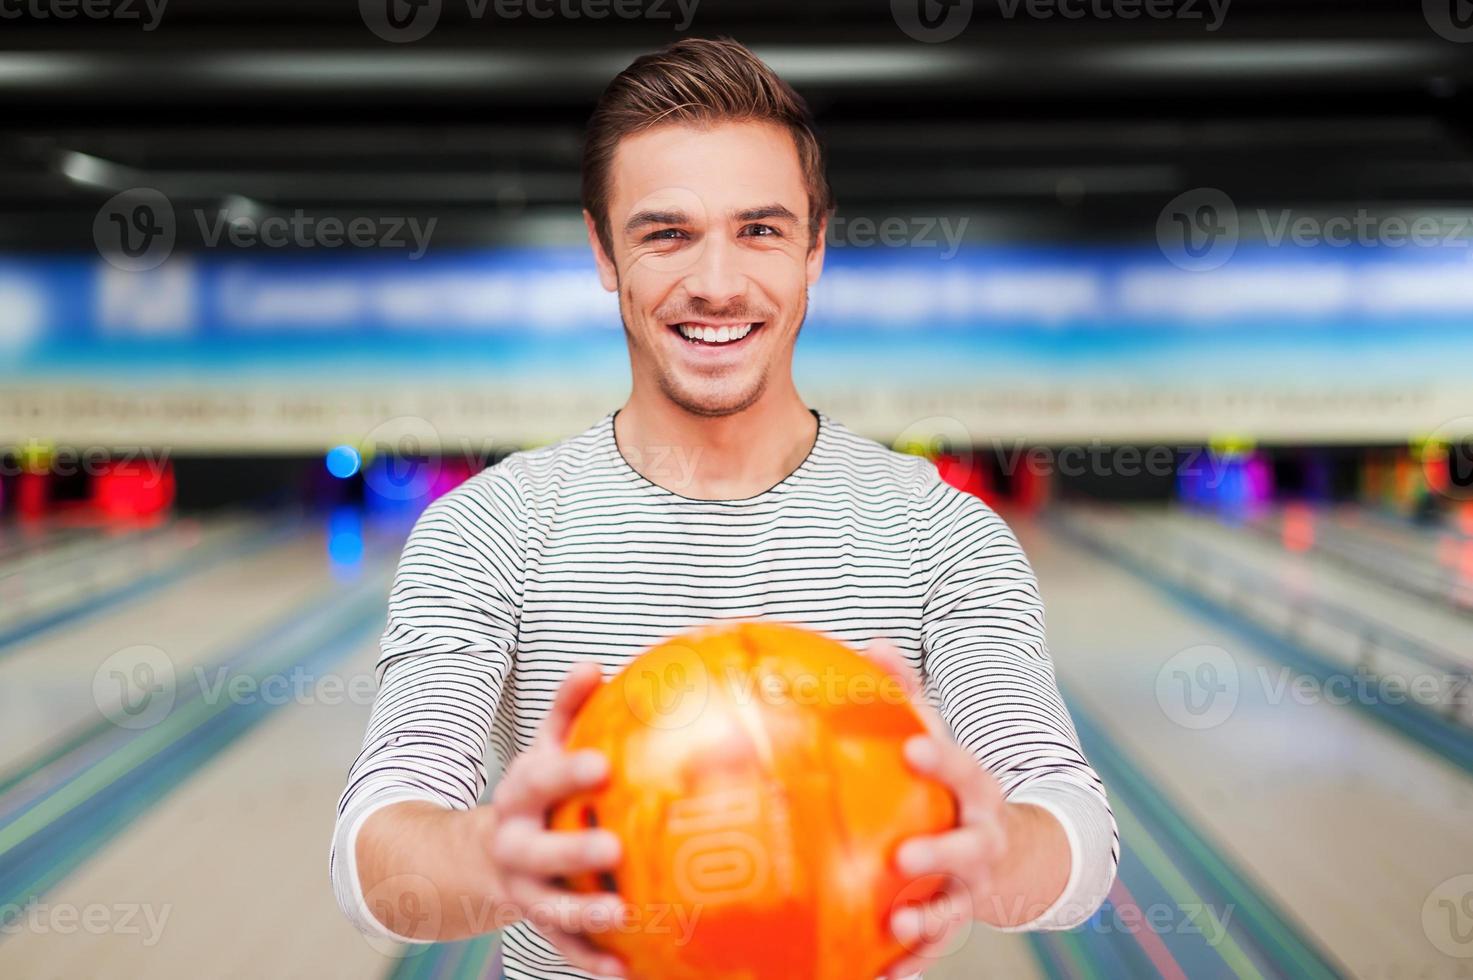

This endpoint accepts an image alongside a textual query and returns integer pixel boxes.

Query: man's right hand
[487,660,628,977]
[355,661,627,978]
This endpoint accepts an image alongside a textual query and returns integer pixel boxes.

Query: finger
[862,640,949,737]
[508,881,629,977]
[895,824,1004,878]
[508,877,626,935]
[530,920,628,978]
[493,824,622,879]
[863,638,922,699]
[903,736,1004,825]
[492,748,608,816]
[886,880,974,977]
[537,660,607,748]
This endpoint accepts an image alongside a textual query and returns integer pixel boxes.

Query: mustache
[656,305,773,323]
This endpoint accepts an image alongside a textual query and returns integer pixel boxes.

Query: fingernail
[891,907,921,942]
[573,751,607,782]
[898,841,934,874]
[585,830,620,863]
[904,737,938,769]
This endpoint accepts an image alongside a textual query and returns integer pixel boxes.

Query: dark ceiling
[2,0,1471,249]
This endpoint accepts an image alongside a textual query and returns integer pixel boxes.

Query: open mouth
[668,322,765,347]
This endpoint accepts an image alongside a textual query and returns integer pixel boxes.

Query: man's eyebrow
[624,209,689,235]
[735,205,799,223]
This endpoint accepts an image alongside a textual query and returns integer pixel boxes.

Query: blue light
[325,445,361,479]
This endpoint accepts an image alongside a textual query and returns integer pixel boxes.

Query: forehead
[606,119,809,219]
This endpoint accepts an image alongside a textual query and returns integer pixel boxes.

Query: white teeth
[676,323,756,344]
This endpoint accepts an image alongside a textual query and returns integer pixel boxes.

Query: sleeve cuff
[993,778,1117,932]
[330,791,449,944]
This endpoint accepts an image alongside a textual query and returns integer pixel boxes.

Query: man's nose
[680,234,749,310]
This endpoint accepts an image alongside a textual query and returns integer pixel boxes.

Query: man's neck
[613,394,818,500]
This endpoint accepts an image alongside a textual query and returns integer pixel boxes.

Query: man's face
[588,119,826,417]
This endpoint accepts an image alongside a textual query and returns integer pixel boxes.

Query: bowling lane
[0,514,287,641]
[1156,506,1473,671]
[1015,513,1473,979]
[0,514,350,773]
[0,513,408,979]
[1072,506,1473,698]
[1246,505,1473,611]
[0,605,397,980]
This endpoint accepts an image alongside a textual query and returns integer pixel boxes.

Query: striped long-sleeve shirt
[331,409,1119,978]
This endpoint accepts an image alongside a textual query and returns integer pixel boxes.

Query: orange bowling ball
[548,621,958,980]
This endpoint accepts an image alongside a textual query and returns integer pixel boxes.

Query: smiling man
[331,37,1118,980]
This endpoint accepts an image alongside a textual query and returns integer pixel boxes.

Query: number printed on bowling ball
[548,622,958,980]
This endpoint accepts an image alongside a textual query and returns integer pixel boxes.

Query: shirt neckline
[605,408,825,503]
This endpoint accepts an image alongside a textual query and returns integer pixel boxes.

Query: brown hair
[580,37,834,260]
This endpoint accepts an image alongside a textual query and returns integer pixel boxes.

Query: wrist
[981,802,1071,927]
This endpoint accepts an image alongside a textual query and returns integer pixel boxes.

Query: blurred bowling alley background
[3,1,1473,978]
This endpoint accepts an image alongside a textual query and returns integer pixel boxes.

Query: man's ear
[584,210,619,293]
[805,212,829,287]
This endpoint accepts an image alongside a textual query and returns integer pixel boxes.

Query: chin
[660,377,766,418]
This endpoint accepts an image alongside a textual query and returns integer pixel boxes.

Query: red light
[93,459,175,520]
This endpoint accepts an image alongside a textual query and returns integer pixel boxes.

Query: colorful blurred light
[325,445,362,479]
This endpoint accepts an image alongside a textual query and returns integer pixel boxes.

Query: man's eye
[644,228,688,242]
[742,224,780,238]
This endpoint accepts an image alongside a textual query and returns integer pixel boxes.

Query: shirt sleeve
[916,477,1119,931]
[329,471,524,940]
